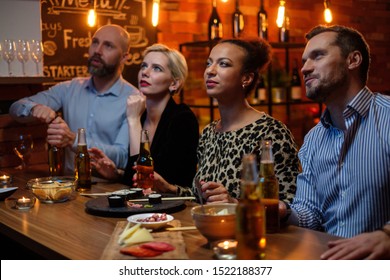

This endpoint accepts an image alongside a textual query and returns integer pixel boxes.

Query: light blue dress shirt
[9,76,139,175]
[291,87,390,238]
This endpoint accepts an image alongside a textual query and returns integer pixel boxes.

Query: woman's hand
[132,166,177,194]
[89,147,120,180]
[200,181,238,204]
[126,94,146,121]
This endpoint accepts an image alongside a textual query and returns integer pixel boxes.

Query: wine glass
[30,40,43,76]
[13,134,34,170]
[2,39,16,76]
[16,39,30,76]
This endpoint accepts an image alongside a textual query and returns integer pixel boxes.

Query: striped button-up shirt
[291,87,390,238]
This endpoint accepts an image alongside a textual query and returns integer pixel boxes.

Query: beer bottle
[75,128,91,192]
[259,140,280,233]
[48,144,63,176]
[236,154,266,260]
[136,129,154,193]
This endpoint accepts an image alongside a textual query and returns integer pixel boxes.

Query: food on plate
[141,241,175,252]
[120,241,175,257]
[148,194,162,204]
[118,223,154,246]
[120,245,163,257]
[136,213,167,222]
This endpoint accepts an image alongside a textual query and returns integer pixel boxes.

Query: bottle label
[291,86,302,100]
[258,88,267,102]
[211,23,223,39]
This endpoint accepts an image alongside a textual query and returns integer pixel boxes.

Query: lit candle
[1,175,11,185]
[16,196,33,209]
[213,239,237,260]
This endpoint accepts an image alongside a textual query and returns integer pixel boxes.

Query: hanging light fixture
[152,0,160,27]
[87,0,97,27]
[276,0,286,28]
[324,0,333,23]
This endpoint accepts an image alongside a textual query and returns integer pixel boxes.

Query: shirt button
[339,222,345,227]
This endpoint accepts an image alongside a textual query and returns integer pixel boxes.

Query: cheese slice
[122,228,154,246]
[118,223,141,245]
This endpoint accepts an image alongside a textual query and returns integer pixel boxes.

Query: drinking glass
[16,39,30,76]
[13,134,34,170]
[2,39,16,76]
[30,40,43,76]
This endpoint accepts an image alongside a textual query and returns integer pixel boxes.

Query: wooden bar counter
[0,164,339,260]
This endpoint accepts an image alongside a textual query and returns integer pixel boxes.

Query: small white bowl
[127,213,174,230]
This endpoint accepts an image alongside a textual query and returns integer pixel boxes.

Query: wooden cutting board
[100,220,189,259]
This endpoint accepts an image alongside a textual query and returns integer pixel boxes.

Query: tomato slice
[120,245,163,257]
[141,242,175,252]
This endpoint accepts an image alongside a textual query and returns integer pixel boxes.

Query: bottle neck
[77,128,87,146]
[212,0,217,8]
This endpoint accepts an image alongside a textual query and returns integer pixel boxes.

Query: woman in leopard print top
[153,38,300,203]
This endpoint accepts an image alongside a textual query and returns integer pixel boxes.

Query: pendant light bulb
[152,0,160,27]
[324,0,333,23]
[276,1,286,28]
[87,0,96,27]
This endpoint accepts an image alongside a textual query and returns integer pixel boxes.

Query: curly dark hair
[219,38,272,96]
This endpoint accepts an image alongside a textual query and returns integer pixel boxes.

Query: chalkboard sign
[41,0,157,86]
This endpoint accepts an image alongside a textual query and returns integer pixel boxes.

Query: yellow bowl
[191,203,237,242]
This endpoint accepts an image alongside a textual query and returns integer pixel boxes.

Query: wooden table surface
[0,164,339,260]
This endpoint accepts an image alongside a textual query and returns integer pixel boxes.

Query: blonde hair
[143,44,188,94]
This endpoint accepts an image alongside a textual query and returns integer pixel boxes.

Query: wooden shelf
[0,76,54,85]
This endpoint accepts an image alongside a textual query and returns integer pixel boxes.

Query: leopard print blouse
[177,114,300,203]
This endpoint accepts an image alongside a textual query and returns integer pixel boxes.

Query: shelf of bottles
[179,0,322,124]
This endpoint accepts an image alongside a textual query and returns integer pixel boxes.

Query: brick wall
[157,0,390,145]
[158,0,390,93]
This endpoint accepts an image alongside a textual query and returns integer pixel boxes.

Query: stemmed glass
[30,40,43,76]
[13,134,34,170]
[16,40,30,76]
[2,39,16,76]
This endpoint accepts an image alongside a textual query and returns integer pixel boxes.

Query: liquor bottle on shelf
[208,0,223,40]
[278,14,290,42]
[256,75,267,104]
[236,154,266,260]
[257,0,268,40]
[75,128,92,192]
[136,129,154,194]
[48,144,63,176]
[259,140,280,233]
[232,0,244,38]
[290,59,302,102]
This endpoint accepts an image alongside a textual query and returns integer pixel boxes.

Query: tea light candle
[213,239,237,260]
[1,175,11,185]
[16,196,34,210]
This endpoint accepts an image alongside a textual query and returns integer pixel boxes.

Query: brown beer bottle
[48,144,64,176]
[75,128,91,192]
[236,154,266,260]
[259,140,280,233]
[136,129,154,192]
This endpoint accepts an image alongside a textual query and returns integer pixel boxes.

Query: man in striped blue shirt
[279,25,390,259]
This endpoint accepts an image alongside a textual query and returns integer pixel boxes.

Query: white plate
[0,187,18,194]
[0,187,18,200]
[127,213,174,230]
